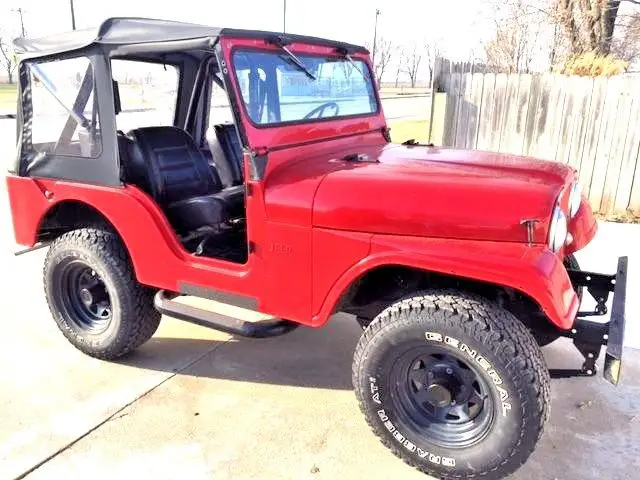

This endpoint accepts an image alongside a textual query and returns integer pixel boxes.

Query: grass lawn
[0,84,17,113]
[387,93,446,145]
[389,119,432,144]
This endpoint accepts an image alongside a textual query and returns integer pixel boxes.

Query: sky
[2,0,494,82]
[10,0,637,81]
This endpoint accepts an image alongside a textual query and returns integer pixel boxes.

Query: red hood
[311,143,575,243]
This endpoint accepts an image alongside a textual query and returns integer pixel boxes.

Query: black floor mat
[184,228,248,264]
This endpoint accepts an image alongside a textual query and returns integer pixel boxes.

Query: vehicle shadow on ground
[118,314,363,390]
[117,319,640,480]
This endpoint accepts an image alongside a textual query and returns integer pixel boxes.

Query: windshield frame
[228,46,380,129]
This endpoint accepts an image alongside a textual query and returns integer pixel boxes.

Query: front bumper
[556,256,628,385]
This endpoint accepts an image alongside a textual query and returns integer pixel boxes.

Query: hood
[312,143,575,243]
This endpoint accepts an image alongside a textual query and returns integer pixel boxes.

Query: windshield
[231,49,378,126]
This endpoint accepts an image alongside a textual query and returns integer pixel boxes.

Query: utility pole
[372,9,381,65]
[283,0,287,33]
[11,8,26,37]
[70,0,76,30]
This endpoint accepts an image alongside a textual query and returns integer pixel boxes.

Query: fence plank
[528,74,555,159]
[566,77,594,170]
[614,78,640,214]
[489,74,508,152]
[468,73,485,149]
[541,77,568,161]
[512,74,532,155]
[601,77,636,215]
[555,76,580,164]
[589,76,623,213]
[523,74,541,156]
[577,77,608,196]
[499,74,522,154]
[629,143,640,215]
[455,73,473,148]
[444,73,462,146]
[476,73,495,151]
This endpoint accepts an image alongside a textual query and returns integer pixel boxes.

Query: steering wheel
[303,102,340,119]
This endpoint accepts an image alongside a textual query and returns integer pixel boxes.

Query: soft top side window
[27,56,101,158]
[110,60,179,132]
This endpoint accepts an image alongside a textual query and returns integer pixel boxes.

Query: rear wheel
[353,290,550,480]
[44,227,161,359]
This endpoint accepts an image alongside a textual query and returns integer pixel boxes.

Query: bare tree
[554,0,640,56]
[0,37,16,84]
[402,44,423,87]
[423,41,442,84]
[483,0,548,73]
[613,10,640,64]
[394,49,405,88]
[483,0,539,73]
[366,37,395,84]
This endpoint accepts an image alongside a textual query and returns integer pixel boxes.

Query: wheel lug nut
[446,368,453,375]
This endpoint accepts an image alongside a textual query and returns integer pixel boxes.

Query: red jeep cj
[5,17,628,480]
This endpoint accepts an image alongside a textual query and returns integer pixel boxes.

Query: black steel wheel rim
[55,259,112,333]
[389,345,495,448]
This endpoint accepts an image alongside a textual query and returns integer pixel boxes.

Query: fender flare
[7,176,188,289]
[312,237,579,330]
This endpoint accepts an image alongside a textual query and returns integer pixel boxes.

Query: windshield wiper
[335,46,364,76]
[266,35,316,80]
[343,53,364,76]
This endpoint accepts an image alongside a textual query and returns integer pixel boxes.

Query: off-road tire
[533,254,583,347]
[353,290,550,480]
[43,227,161,359]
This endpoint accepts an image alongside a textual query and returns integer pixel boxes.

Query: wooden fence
[433,68,640,216]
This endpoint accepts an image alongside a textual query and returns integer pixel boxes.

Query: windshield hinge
[382,127,392,142]
[253,146,269,156]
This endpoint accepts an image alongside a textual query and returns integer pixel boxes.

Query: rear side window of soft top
[231,49,378,126]
[26,56,102,158]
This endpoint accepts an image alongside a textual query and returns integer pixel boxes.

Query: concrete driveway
[1,122,639,479]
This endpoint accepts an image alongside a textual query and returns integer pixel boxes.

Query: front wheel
[353,290,550,480]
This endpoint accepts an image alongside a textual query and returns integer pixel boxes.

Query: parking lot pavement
[0,247,233,478]
[1,123,639,479]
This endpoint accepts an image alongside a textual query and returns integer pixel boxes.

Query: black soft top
[13,16,368,58]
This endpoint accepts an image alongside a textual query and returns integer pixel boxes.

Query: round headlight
[548,206,568,252]
[568,182,582,218]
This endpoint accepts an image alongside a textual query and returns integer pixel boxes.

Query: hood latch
[520,219,539,247]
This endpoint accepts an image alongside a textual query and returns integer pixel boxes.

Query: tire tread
[43,227,160,359]
[352,289,551,480]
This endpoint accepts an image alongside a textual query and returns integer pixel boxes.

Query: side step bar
[153,290,299,338]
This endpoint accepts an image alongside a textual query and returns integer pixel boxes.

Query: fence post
[428,57,440,144]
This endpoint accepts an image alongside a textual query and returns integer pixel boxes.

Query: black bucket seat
[121,126,244,234]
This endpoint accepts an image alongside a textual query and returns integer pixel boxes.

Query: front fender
[313,233,579,330]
